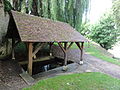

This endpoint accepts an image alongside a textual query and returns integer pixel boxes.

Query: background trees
[88,12,118,50]
[2,0,120,50]
[4,0,90,32]
[112,0,120,40]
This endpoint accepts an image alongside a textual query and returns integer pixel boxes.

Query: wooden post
[12,38,15,60]
[49,42,54,56]
[6,39,8,55]
[75,42,84,65]
[64,42,68,66]
[80,42,84,61]
[58,42,68,71]
[27,42,33,75]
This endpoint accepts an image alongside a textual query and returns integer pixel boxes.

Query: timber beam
[32,43,46,58]
[58,42,74,71]
[75,42,84,65]
[49,42,54,56]
[27,42,33,75]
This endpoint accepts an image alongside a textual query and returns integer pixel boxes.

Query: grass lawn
[23,72,120,90]
[70,42,120,66]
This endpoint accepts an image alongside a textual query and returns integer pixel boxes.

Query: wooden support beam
[19,56,54,65]
[58,42,69,71]
[27,42,33,75]
[12,38,15,60]
[67,42,74,50]
[58,43,67,66]
[49,42,54,56]
[75,42,84,64]
[64,42,67,50]
[58,43,66,53]
[64,42,68,65]
[75,42,82,50]
[32,43,45,57]
[80,42,84,61]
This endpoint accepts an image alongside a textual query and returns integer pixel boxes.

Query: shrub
[89,12,118,50]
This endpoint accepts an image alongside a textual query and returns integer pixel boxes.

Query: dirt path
[0,60,27,90]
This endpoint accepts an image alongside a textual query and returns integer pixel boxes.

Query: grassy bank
[23,72,120,90]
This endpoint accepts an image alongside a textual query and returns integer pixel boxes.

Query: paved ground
[52,46,120,79]
[1,46,120,90]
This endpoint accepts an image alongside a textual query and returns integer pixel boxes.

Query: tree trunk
[31,0,39,16]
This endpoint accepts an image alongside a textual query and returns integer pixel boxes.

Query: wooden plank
[32,43,45,57]
[19,56,54,65]
[28,42,33,75]
[20,72,35,85]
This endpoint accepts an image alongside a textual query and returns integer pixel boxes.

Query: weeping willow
[4,0,90,32]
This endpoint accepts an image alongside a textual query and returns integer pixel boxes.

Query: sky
[90,0,112,24]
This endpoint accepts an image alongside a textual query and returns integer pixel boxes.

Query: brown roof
[9,10,88,42]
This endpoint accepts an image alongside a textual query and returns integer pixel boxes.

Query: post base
[79,61,83,65]
[12,58,15,60]
[62,66,68,71]
[50,53,52,56]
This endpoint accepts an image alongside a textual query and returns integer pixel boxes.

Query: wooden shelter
[6,10,88,75]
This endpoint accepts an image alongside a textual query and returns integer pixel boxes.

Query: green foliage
[5,0,90,32]
[3,0,13,12]
[79,22,90,36]
[112,0,120,40]
[89,12,118,50]
[23,72,120,90]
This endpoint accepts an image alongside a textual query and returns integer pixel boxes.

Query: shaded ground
[0,60,27,90]
[0,45,120,89]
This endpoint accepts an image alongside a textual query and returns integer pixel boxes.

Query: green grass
[23,72,120,90]
[70,42,120,66]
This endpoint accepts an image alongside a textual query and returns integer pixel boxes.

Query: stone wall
[0,3,11,59]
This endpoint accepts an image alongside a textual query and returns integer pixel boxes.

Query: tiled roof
[11,11,88,42]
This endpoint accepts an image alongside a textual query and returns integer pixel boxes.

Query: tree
[79,22,90,36]
[3,0,13,12]
[112,0,120,39]
[89,12,118,50]
[4,0,91,32]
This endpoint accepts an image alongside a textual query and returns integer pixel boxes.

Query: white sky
[90,0,112,24]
